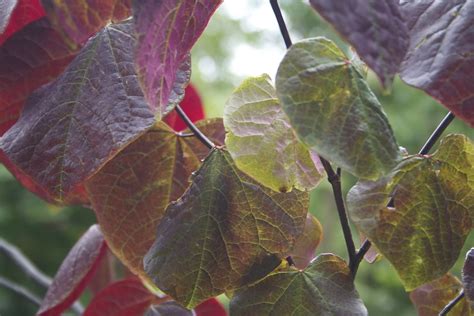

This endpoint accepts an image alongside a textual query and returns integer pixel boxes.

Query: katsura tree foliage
[0,0,473,315]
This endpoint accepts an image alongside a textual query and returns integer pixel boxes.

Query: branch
[0,276,42,306]
[354,111,456,273]
[439,290,465,316]
[175,105,214,149]
[269,0,357,273]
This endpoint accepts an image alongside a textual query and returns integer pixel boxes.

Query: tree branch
[0,276,42,306]
[353,111,456,273]
[269,0,357,273]
[175,104,214,149]
[439,290,465,316]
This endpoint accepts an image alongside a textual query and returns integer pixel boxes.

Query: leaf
[86,119,224,278]
[83,278,158,316]
[309,0,408,87]
[410,274,471,316]
[275,37,400,180]
[164,84,205,132]
[41,0,132,45]
[132,0,222,118]
[37,225,107,316]
[0,18,78,136]
[347,134,474,290]
[0,20,155,204]
[463,248,474,308]
[287,213,323,269]
[230,254,367,316]
[0,0,45,45]
[224,74,324,192]
[194,298,227,316]
[399,0,474,127]
[144,149,309,309]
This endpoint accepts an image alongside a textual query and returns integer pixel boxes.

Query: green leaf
[287,213,323,269]
[224,74,324,192]
[463,248,474,309]
[86,119,224,278]
[275,37,400,180]
[144,149,309,309]
[347,134,474,290]
[230,254,367,316]
[410,274,471,316]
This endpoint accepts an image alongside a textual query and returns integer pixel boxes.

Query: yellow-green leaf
[224,74,324,192]
[144,149,309,308]
[347,134,474,290]
[230,254,367,316]
[275,37,400,180]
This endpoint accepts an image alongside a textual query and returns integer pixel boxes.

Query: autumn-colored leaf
[195,298,227,316]
[83,278,158,316]
[144,149,309,308]
[230,254,367,316]
[0,0,45,45]
[224,74,324,192]
[86,119,224,278]
[410,274,471,316]
[347,134,474,290]
[37,225,107,316]
[463,248,474,308]
[41,0,132,45]
[164,84,205,132]
[309,0,408,87]
[399,0,474,127]
[0,17,77,136]
[287,213,323,269]
[0,20,155,204]
[132,0,222,118]
[275,37,400,180]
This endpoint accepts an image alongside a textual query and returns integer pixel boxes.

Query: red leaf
[0,17,78,136]
[164,84,205,131]
[195,298,227,316]
[37,225,107,316]
[84,278,157,316]
[0,0,46,45]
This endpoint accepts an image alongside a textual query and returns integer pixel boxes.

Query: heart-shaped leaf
[144,149,309,308]
[309,0,408,87]
[132,0,222,118]
[224,74,324,192]
[37,225,107,316]
[399,0,474,127]
[86,119,224,278]
[230,254,367,316]
[276,37,400,180]
[347,134,474,290]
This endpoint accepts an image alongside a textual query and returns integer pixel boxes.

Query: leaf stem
[439,290,465,315]
[270,0,357,274]
[175,105,215,149]
[353,111,456,273]
[0,276,42,306]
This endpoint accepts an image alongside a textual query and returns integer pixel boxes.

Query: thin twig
[0,276,42,306]
[439,290,465,315]
[0,238,84,314]
[269,0,358,272]
[354,111,456,273]
[175,105,214,149]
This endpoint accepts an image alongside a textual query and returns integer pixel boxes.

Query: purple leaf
[132,0,222,117]
[309,0,408,87]
[463,248,474,308]
[399,0,474,127]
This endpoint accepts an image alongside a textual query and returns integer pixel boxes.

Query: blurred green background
[1,1,473,315]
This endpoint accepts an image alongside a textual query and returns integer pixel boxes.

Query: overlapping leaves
[276,37,400,180]
[287,213,323,269]
[86,119,224,278]
[0,20,155,204]
[224,74,324,192]
[144,149,309,308]
[347,134,474,290]
[230,254,367,316]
